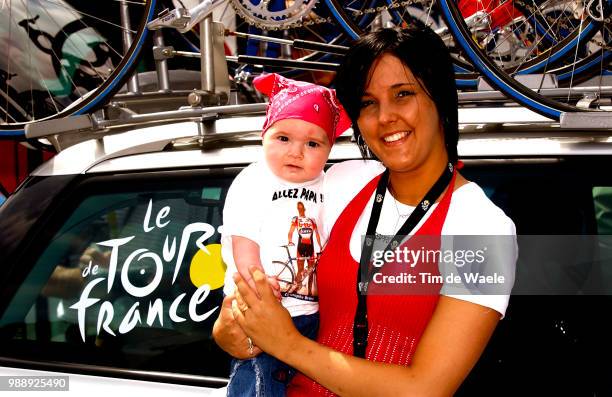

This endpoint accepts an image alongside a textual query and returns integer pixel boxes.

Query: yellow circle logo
[189,243,226,290]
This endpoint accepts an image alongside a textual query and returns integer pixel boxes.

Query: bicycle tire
[0,0,156,138]
[554,49,612,87]
[272,260,296,289]
[438,0,610,120]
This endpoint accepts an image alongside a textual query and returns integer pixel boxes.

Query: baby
[221,73,350,396]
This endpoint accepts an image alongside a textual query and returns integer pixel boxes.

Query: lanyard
[353,162,455,358]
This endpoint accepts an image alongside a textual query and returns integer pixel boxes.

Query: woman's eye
[307,141,320,148]
[277,136,289,142]
[360,99,374,108]
[397,90,414,98]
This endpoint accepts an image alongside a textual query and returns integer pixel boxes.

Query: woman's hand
[267,275,282,300]
[212,293,263,359]
[231,267,302,358]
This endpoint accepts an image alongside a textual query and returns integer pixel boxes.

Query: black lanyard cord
[353,162,455,358]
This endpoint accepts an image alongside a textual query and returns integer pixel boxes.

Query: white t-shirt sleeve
[441,184,518,318]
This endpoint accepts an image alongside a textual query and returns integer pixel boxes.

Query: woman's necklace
[388,185,413,233]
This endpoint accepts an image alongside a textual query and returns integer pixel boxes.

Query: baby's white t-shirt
[222,160,325,317]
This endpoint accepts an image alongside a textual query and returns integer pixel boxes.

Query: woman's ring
[247,337,254,355]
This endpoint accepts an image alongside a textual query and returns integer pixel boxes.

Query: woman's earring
[356,135,368,157]
[356,134,375,159]
[357,135,368,151]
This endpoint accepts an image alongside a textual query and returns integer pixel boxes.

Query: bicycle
[321,0,611,120]
[272,244,319,297]
[2,0,609,140]
[186,0,612,121]
[234,0,611,119]
[0,0,334,138]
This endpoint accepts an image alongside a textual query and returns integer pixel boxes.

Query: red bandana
[253,73,351,144]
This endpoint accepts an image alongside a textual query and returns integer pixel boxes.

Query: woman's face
[357,53,448,174]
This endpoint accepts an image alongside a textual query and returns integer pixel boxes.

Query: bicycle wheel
[0,0,156,138]
[438,0,611,120]
[272,260,296,291]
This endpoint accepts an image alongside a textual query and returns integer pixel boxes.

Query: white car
[0,105,611,396]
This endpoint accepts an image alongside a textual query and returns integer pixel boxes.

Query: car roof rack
[25,103,268,153]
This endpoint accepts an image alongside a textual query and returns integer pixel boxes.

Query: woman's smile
[382,130,412,144]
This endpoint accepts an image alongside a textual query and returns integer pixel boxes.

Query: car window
[0,171,236,377]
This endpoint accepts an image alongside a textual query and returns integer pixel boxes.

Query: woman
[214,24,517,396]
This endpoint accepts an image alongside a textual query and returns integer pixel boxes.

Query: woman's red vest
[288,170,456,396]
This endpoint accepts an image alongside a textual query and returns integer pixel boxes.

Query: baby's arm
[232,236,281,298]
[231,236,263,293]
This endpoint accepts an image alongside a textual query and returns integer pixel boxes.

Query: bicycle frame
[147,0,224,33]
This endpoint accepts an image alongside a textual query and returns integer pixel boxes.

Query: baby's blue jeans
[226,312,319,397]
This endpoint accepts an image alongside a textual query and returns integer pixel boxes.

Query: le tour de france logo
[69,199,220,342]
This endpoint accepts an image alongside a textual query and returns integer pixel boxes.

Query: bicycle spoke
[112,0,147,6]
[0,87,30,121]
[5,0,12,123]
[37,3,110,84]
[507,3,584,75]
[44,0,138,34]
[25,6,82,98]
[425,0,436,27]
[32,61,62,120]
[40,0,130,61]
[304,25,330,44]
[567,19,587,101]
[219,0,232,21]
[0,101,20,123]
[44,0,125,59]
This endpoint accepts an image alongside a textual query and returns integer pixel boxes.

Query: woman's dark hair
[334,21,459,164]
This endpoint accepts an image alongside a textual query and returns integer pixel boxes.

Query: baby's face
[263,119,331,183]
